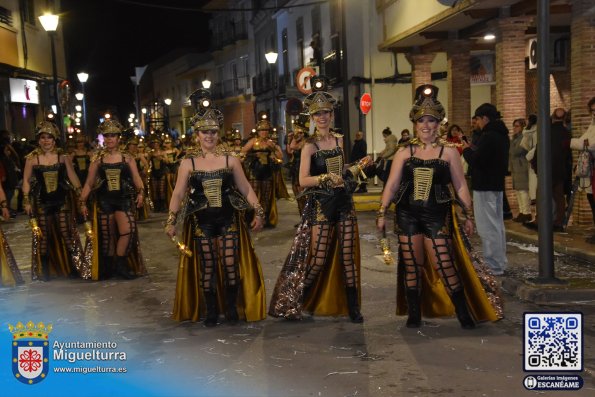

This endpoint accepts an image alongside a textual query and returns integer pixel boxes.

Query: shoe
[405,289,421,328]
[345,286,364,323]
[115,256,136,280]
[513,214,532,223]
[225,285,240,325]
[203,291,219,327]
[450,289,475,329]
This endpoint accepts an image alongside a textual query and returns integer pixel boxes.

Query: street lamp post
[265,51,278,127]
[164,98,172,132]
[38,12,63,142]
[77,72,89,137]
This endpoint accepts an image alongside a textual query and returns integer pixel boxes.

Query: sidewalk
[352,183,595,305]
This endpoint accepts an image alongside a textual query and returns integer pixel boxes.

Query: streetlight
[38,12,63,142]
[77,72,89,137]
[265,51,278,126]
[164,98,172,131]
[202,79,211,89]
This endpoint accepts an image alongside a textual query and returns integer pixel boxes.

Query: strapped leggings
[98,210,137,257]
[195,232,239,292]
[303,216,358,289]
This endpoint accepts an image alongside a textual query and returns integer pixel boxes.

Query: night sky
[61,0,211,125]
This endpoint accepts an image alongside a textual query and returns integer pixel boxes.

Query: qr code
[524,312,582,371]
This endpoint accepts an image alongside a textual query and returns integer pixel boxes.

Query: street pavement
[0,195,594,396]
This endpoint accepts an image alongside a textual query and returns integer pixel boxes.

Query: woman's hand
[136,192,144,208]
[328,172,344,187]
[376,216,385,233]
[251,215,264,232]
[165,224,176,239]
[2,207,9,220]
[24,204,32,216]
[463,218,474,236]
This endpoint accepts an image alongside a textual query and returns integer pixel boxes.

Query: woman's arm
[230,156,263,232]
[22,157,33,215]
[241,138,255,155]
[376,148,407,232]
[79,160,99,204]
[63,154,82,191]
[164,158,191,237]
[446,147,474,235]
[126,155,145,207]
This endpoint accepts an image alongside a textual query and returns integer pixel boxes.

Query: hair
[447,124,462,138]
[474,103,501,121]
[527,114,537,128]
[382,127,392,136]
[588,97,595,111]
[513,118,527,129]
[400,129,410,136]
[551,108,566,122]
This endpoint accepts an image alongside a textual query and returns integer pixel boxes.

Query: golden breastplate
[202,179,223,207]
[413,167,434,201]
[105,168,121,191]
[42,171,59,193]
[257,152,269,164]
[325,155,343,175]
[153,159,161,169]
[76,157,87,170]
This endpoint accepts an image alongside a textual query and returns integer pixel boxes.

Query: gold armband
[376,205,386,219]
[317,173,330,187]
[23,195,31,206]
[165,210,178,228]
[253,202,265,219]
[462,208,474,222]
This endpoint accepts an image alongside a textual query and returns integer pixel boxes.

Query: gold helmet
[126,137,140,147]
[192,108,223,131]
[35,121,60,139]
[256,111,272,131]
[293,112,311,134]
[409,84,445,122]
[303,75,336,115]
[97,119,124,135]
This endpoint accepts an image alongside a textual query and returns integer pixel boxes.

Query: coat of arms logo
[8,321,53,384]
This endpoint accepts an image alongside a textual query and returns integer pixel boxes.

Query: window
[23,0,36,25]
[231,62,238,93]
[282,28,289,78]
[0,6,13,26]
[311,5,321,36]
[296,17,304,68]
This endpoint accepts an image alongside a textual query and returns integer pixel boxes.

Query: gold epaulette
[330,129,344,138]
[91,148,109,162]
[25,148,43,159]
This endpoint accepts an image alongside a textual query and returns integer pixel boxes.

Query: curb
[506,229,595,264]
[501,278,595,305]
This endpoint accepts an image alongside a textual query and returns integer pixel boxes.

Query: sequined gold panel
[413,167,433,201]
[76,157,88,170]
[42,171,59,193]
[154,159,161,169]
[105,168,122,191]
[202,179,223,207]
[325,155,343,175]
[257,152,269,165]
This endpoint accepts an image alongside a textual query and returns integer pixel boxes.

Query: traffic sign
[296,67,317,95]
[360,93,372,114]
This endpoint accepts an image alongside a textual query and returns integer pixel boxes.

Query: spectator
[377,127,398,183]
[570,97,595,243]
[462,103,510,276]
[509,118,532,223]
[521,114,538,203]
[398,129,410,144]
[446,124,465,155]
[351,131,368,193]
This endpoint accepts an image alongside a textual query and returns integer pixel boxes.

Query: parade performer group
[376,85,502,328]
[2,79,502,335]
[241,115,285,227]
[79,119,147,280]
[165,104,266,327]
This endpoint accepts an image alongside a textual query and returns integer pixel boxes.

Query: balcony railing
[210,20,249,51]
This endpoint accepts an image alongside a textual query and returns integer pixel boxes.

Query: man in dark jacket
[351,131,368,193]
[462,103,510,276]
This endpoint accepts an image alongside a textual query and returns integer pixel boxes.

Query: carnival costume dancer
[377,85,502,329]
[148,136,168,212]
[80,120,147,280]
[165,103,266,327]
[162,135,179,203]
[0,183,23,286]
[241,115,284,227]
[22,121,87,280]
[127,137,150,221]
[269,78,369,323]
[287,113,310,214]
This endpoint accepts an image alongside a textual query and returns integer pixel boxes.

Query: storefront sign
[9,78,39,104]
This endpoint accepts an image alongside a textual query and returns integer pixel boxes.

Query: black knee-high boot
[204,291,219,327]
[406,289,422,328]
[40,255,50,281]
[115,255,136,280]
[450,289,475,329]
[346,286,364,323]
[225,285,239,325]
